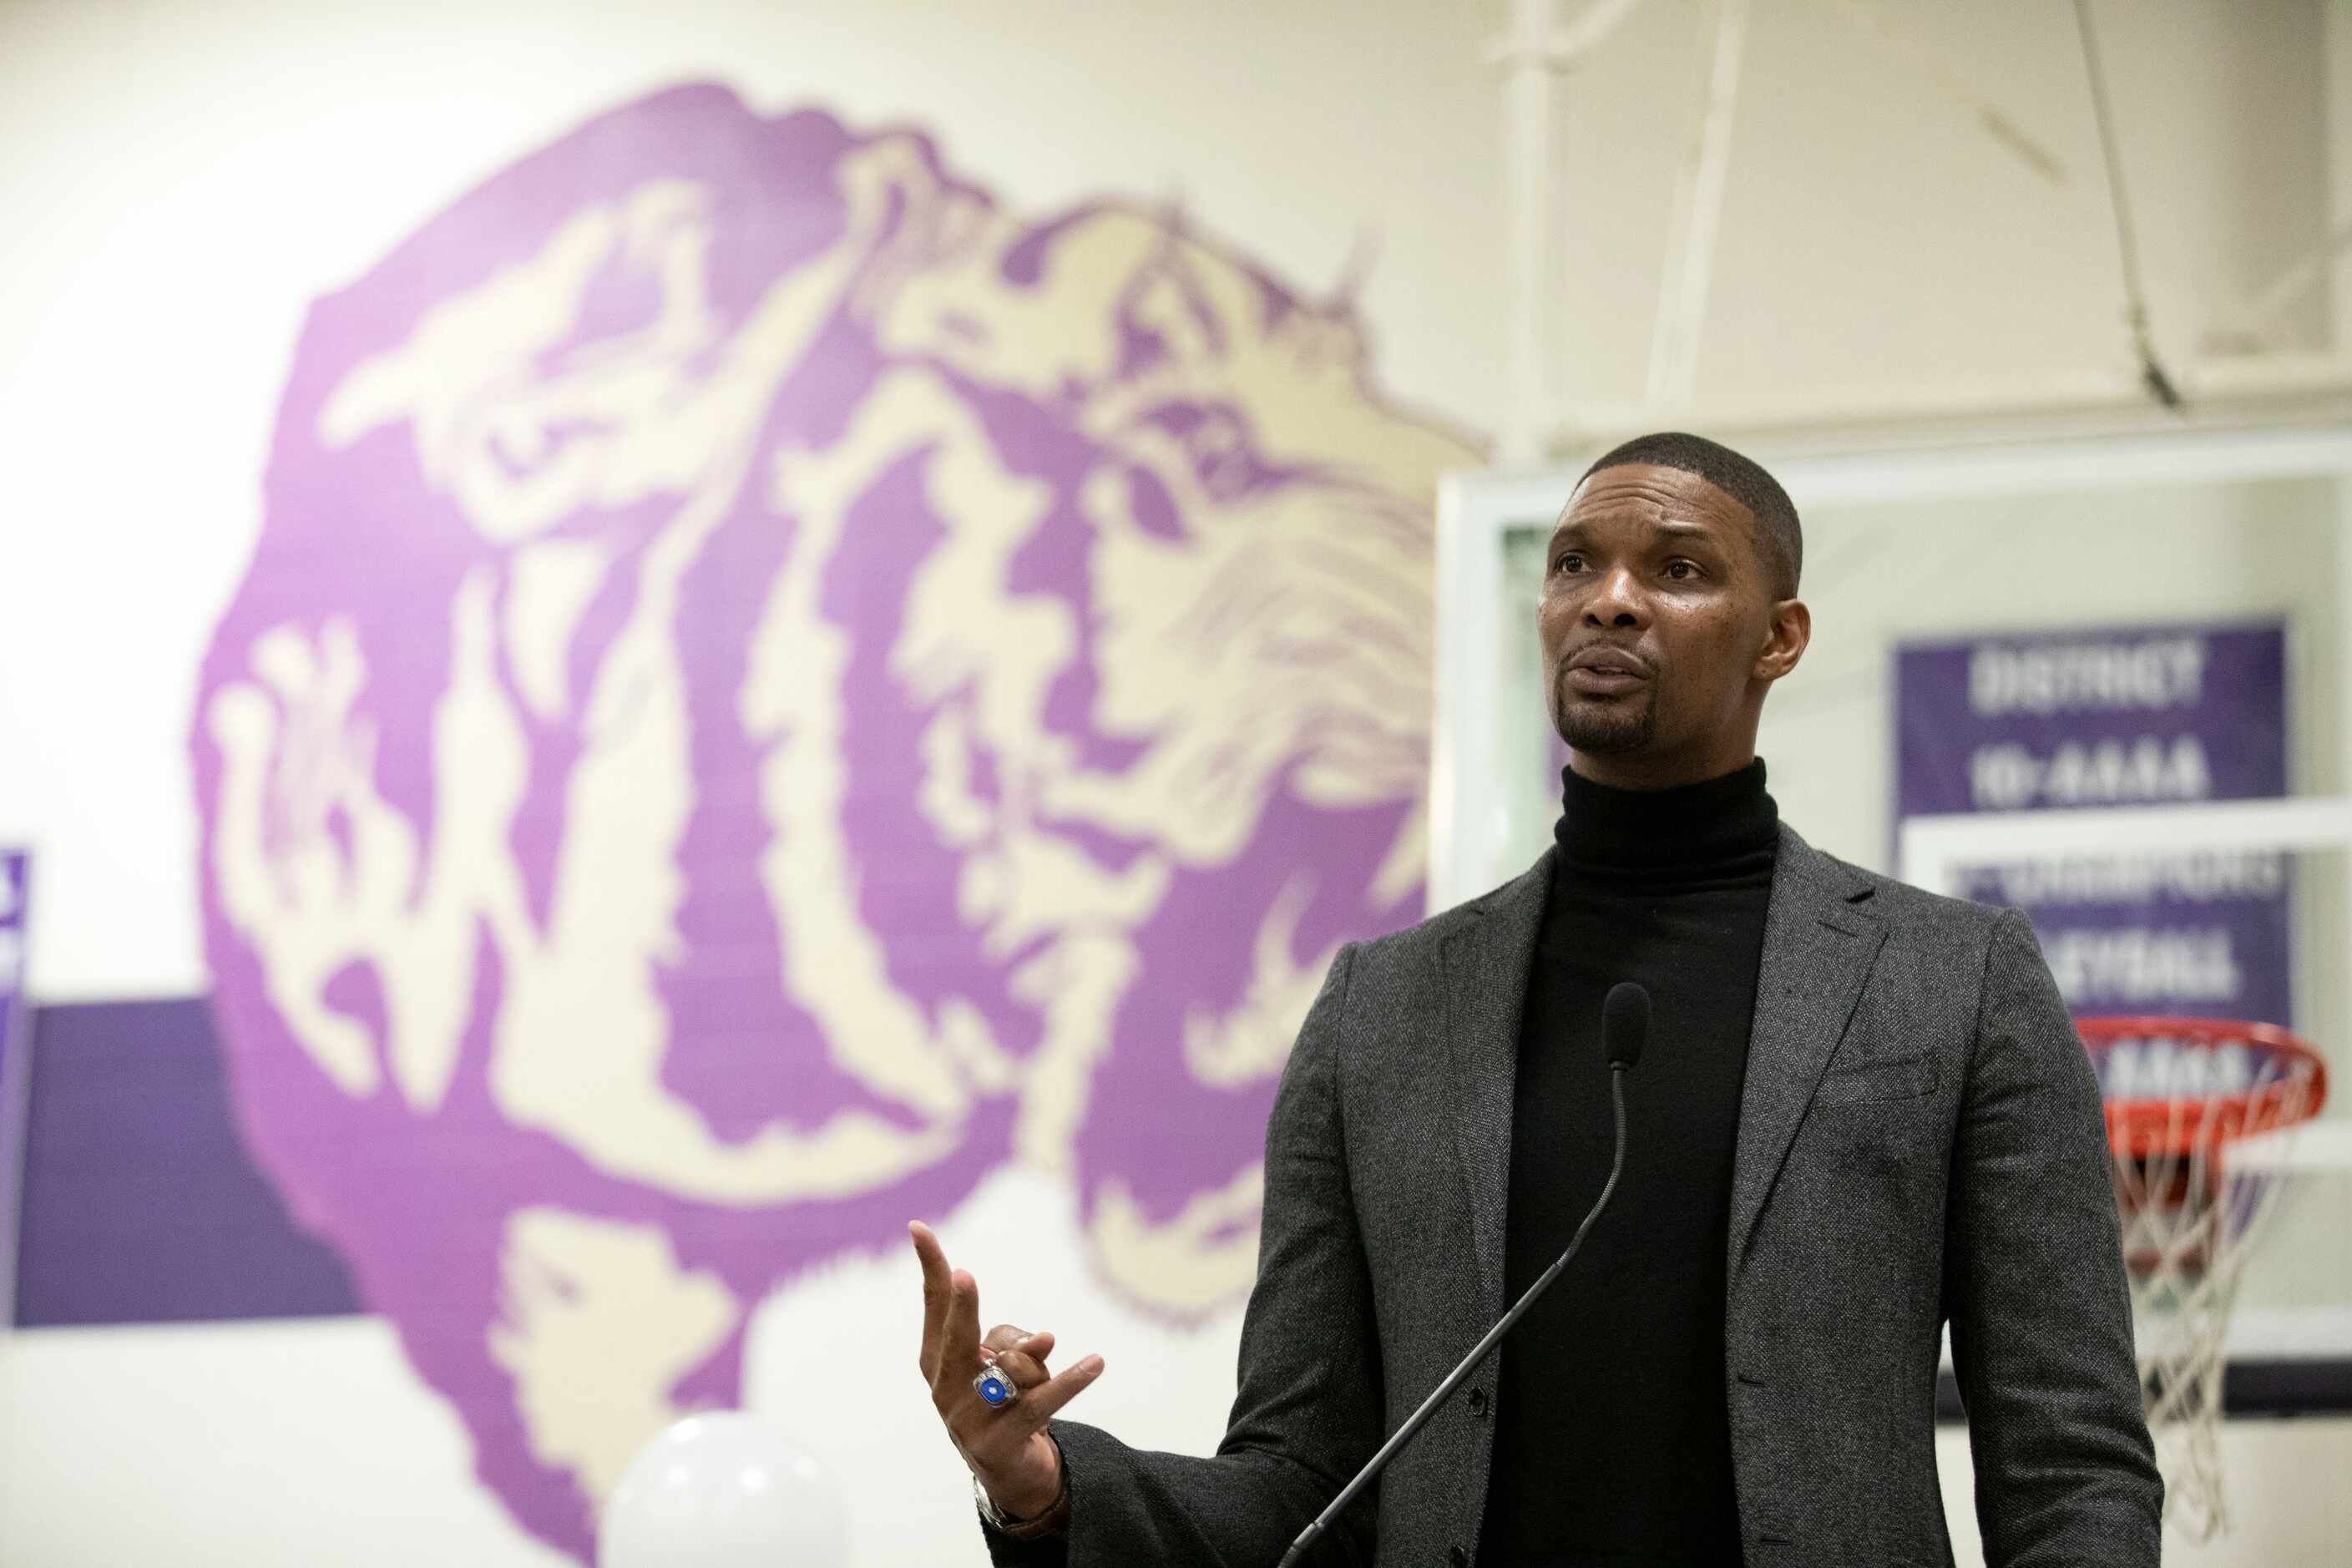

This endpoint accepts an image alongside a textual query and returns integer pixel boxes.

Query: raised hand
[911,1220,1105,1520]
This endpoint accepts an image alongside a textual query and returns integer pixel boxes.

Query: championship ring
[974,1358,1019,1409]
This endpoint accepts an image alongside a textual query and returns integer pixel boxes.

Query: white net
[2086,1019,2328,1542]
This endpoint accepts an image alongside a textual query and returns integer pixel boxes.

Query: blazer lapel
[1441,852,1552,1320]
[1727,825,1886,1272]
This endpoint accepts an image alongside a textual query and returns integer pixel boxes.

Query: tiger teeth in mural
[193,83,1476,1559]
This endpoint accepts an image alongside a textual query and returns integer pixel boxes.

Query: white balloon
[599,1411,847,1568]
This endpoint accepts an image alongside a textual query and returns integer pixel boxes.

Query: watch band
[974,1436,1072,1540]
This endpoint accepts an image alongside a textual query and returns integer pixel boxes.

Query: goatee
[1554,675,1656,755]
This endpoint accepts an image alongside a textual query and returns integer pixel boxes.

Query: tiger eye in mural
[193,83,1475,1556]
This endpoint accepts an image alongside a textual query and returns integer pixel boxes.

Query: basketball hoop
[2076,1016,2329,1542]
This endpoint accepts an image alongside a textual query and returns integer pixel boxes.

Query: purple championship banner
[1896,623,2291,1025]
[1,850,28,1329]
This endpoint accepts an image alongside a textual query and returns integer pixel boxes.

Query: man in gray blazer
[913,432,2162,1565]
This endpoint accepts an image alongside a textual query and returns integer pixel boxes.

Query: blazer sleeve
[983,942,1385,1567]
[1945,908,2163,1566]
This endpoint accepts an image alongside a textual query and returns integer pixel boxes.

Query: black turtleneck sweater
[1475,759,1779,1566]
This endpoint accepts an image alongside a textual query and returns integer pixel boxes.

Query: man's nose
[1581,565,1649,627]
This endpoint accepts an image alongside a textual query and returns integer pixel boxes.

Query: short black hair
[1576,431,1801,598]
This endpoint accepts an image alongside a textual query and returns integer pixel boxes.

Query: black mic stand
[1274,1062,1631,1568]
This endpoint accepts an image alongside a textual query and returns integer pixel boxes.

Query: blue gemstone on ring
[979,1373,1010,1405]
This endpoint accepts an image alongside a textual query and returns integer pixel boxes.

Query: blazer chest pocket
[1813,1050,1938,1106]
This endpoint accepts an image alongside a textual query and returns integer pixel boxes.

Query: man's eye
[1666,559,1701,580]
[1552,553,1585,574]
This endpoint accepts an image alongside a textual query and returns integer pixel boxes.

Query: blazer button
[1449,1547,1469,1567]
[1467,1387,1490,1418]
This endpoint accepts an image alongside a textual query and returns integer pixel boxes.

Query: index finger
[941,1266,984,1380]
[909,1221,954,1378]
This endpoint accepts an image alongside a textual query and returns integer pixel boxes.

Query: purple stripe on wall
[13,997,361,1327]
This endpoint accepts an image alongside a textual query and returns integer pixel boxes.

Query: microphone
[1275,982,1649,1568]
[1603,979,1647,1070]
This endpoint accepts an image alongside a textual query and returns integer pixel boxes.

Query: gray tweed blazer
[1019,825,2162,1567]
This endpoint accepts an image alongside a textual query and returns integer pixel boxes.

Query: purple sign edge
[0,850,29,1331]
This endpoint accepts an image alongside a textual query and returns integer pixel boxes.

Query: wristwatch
[974,1439,1072,1540]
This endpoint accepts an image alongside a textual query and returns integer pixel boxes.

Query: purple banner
[1,849,28,1329]
[1897,624,2290,1024]
[13,997,362,1328]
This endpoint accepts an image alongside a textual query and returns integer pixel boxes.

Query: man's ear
[1755,599,1810,682]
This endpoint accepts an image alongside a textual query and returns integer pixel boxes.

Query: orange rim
[2074,1015,2329,1159]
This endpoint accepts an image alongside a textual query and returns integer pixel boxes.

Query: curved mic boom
[1274,983,1649,1566]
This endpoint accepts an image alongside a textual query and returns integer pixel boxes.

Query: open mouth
[1565,647,1650,694]
[1565,665,1646,695]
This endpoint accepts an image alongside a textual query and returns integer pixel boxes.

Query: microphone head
[1602,982,1649,1070]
